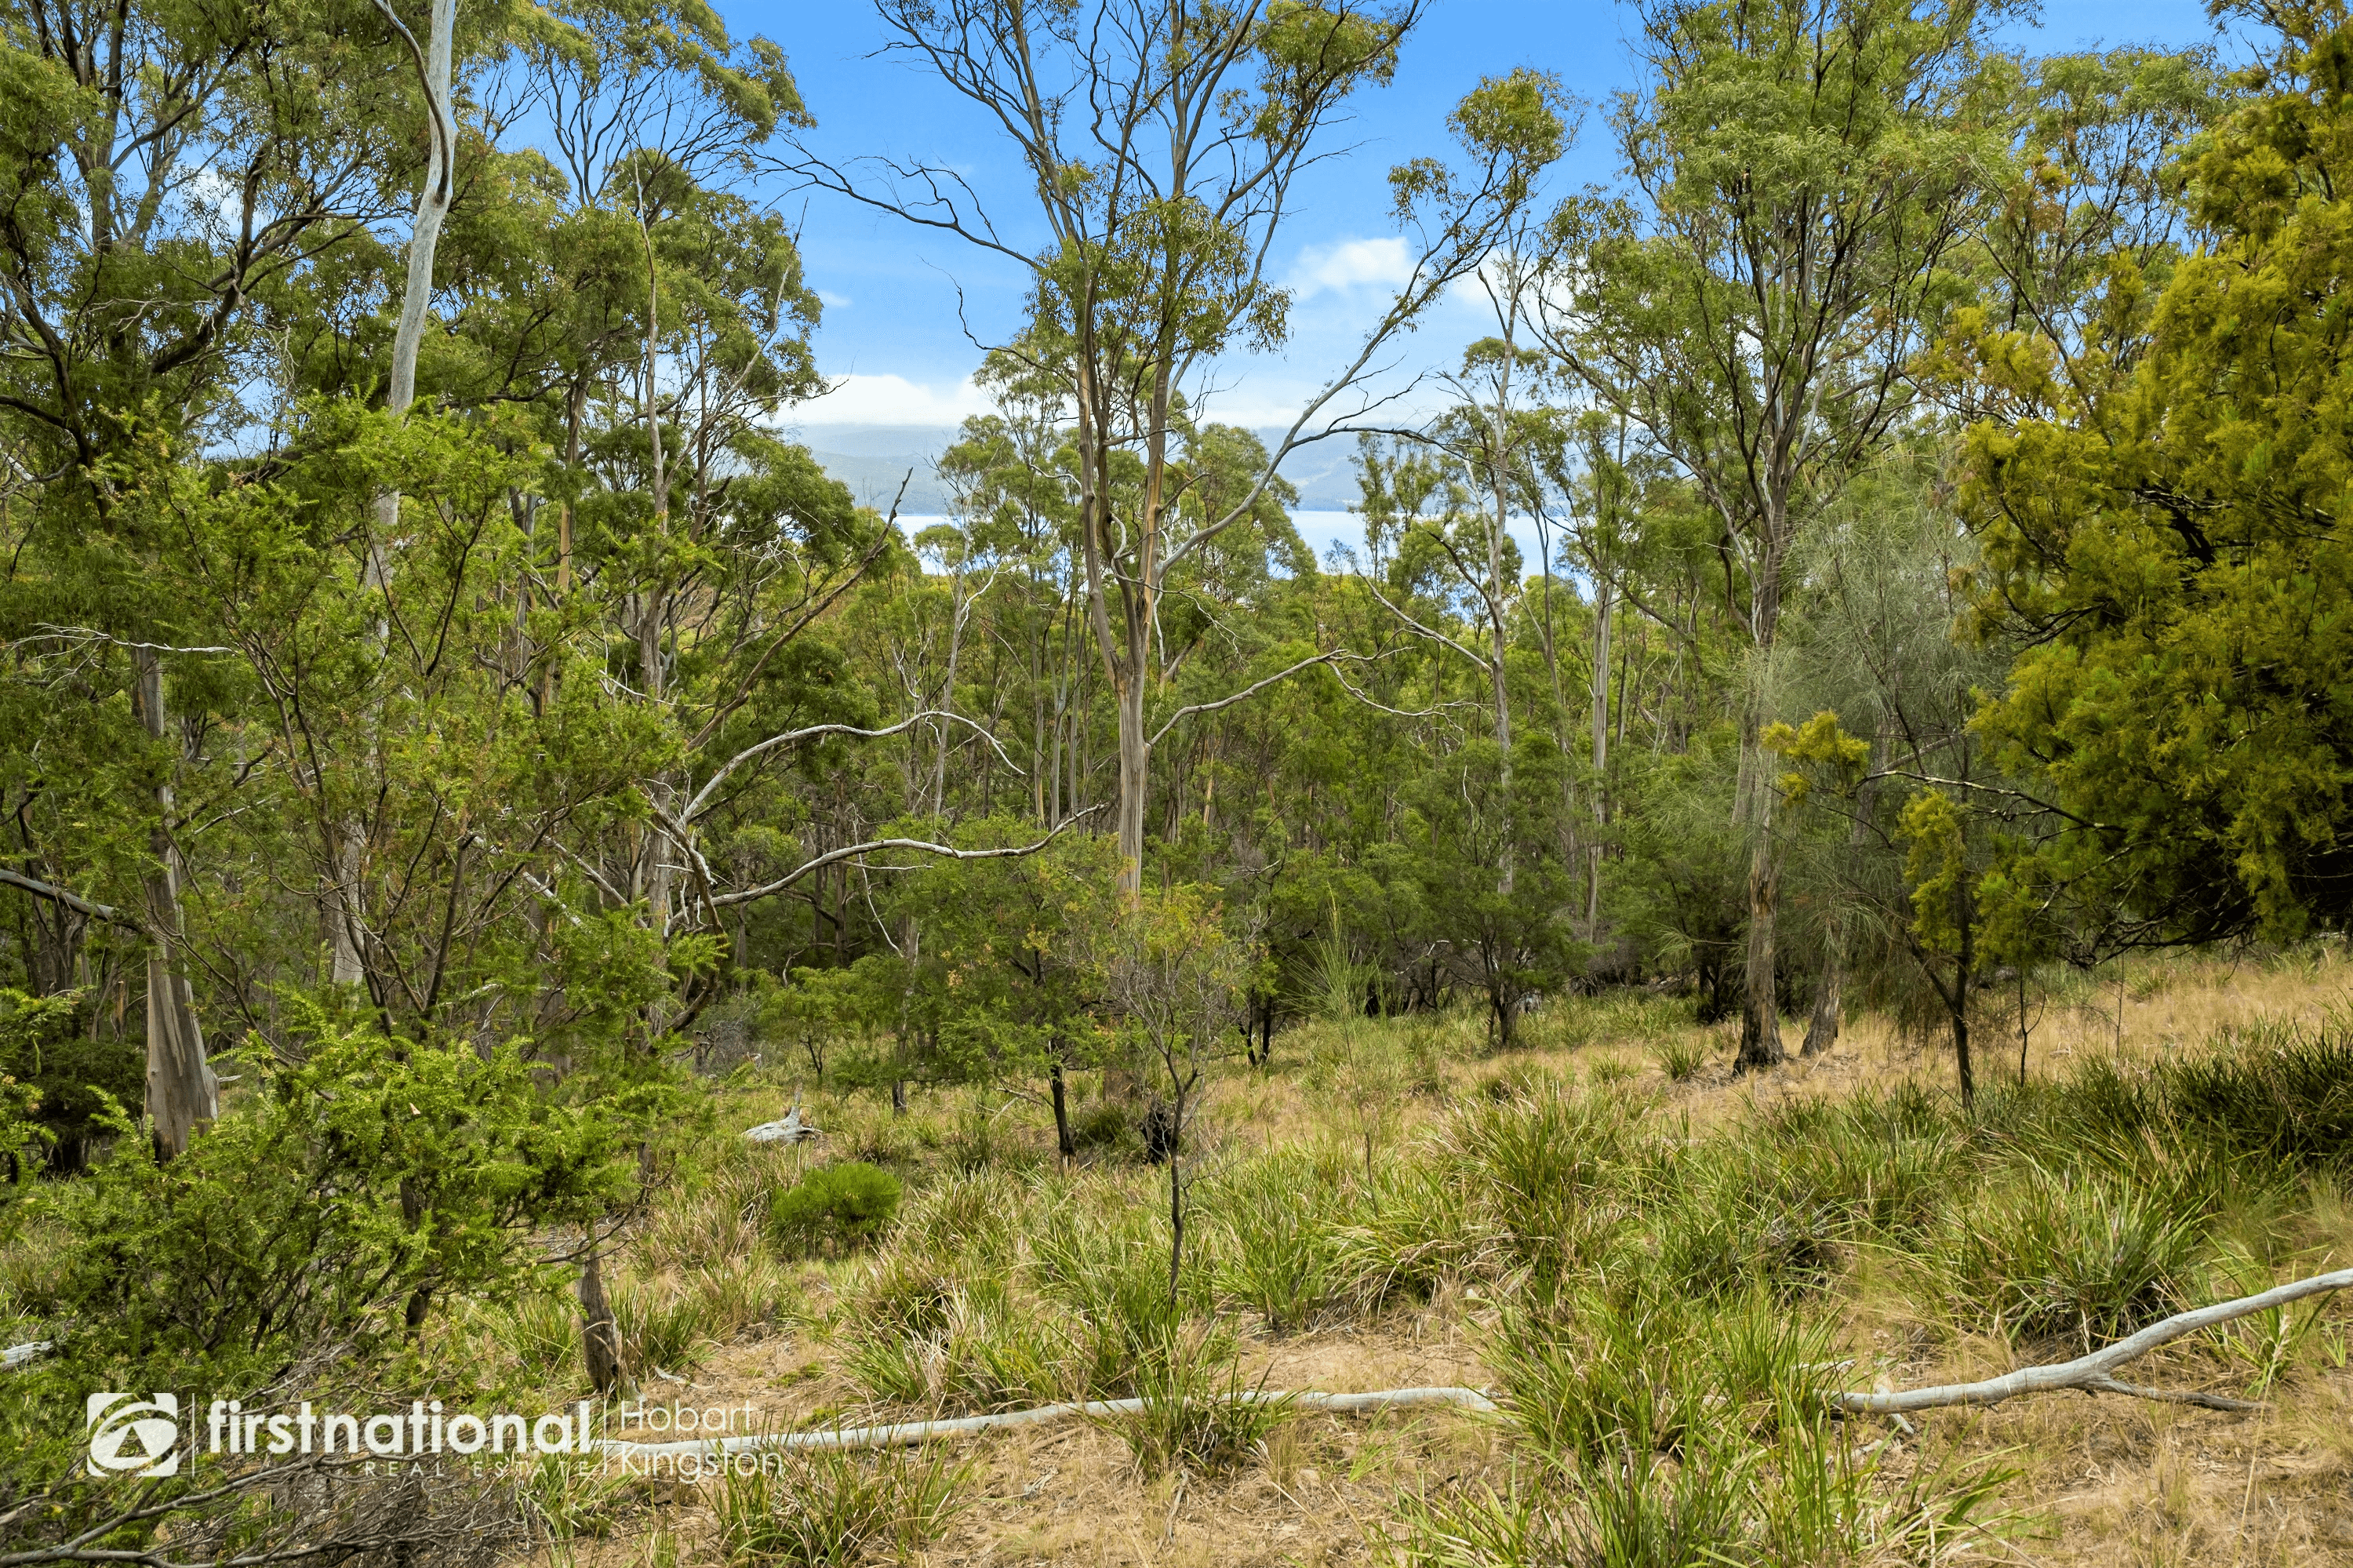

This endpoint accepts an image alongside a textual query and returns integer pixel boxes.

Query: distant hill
[791,421,1363,518]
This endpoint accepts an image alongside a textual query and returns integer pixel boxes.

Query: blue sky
[734,0,2231,441]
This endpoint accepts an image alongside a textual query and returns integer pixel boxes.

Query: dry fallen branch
[598,1385,1498,1457]
[1835,1266,2353,1416]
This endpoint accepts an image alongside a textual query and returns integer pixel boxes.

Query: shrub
[769,1162,902,1257]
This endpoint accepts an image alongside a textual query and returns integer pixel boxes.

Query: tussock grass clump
[1939,1163,2207,1349]
[712,1448,969,1566]
[687,1254,794,1339]
[611,1282,713,1377]
[1649,1033,1707,1081]
[1102,1319,1292,1477]
[1437,1076,1638,1282]
[1426,1286,2012,1567]
[1206,1146,1354,1331]
[493,1290,580,1383]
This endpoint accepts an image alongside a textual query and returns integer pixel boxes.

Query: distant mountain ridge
[790,422,1364,515]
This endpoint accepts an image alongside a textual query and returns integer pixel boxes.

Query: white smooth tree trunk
[336,0,457,987]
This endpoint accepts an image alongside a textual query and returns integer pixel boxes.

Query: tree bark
[1802,735,1876,1057]
[1736,546,1787,1071]
[579,1242,623,1395]
[1801,918,1843,1057]
[1587,566,1612,937]
[134,648,217,1159]
[1737,766,1786,1070]
[1049,1053,1074,1160]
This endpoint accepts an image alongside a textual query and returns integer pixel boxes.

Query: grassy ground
[486,942,2353,1566]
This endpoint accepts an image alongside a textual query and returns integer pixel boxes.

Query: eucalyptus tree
[0,0,462,1152]
[1540,0,2012,1068]
[793,1,1566,897]
[1358,235,1567,899]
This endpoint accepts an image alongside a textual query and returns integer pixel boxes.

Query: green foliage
[1958,4,2353,948]
[0,988,140,1162]
[769,1161,904,1257]
[17,1013,637,1387]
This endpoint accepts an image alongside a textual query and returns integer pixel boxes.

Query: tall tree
[794,2,1563,897]
[1956,1,2353,951]
[1541,0,2009,1068]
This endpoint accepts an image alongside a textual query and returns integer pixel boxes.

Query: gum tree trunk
[135,648,217,1159]
[336,0,457,988]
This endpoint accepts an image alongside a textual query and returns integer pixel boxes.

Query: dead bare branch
[1833,1267,2353,1416]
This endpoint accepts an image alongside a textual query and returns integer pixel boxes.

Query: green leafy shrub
[769,1162,902,1256]
[0,988,140,1173]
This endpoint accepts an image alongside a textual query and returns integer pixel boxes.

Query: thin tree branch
[711,805,1106,909]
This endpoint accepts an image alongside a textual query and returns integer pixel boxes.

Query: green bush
[769,1162,902,1256]
[1071,1099,1138,1155]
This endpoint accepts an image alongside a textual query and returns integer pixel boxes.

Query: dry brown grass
[508,944,2353,1566]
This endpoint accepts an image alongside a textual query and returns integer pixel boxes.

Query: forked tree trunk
[135,648,217,1159]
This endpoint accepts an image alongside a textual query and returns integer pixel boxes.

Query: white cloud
[1286,236,1413,297]
[817,289,853,310]
[791,373,995,427]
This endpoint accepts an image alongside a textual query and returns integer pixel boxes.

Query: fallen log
[596,1384,1497,1458]
[1834,1265,2353,1417]
[744,1105,820,1144]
